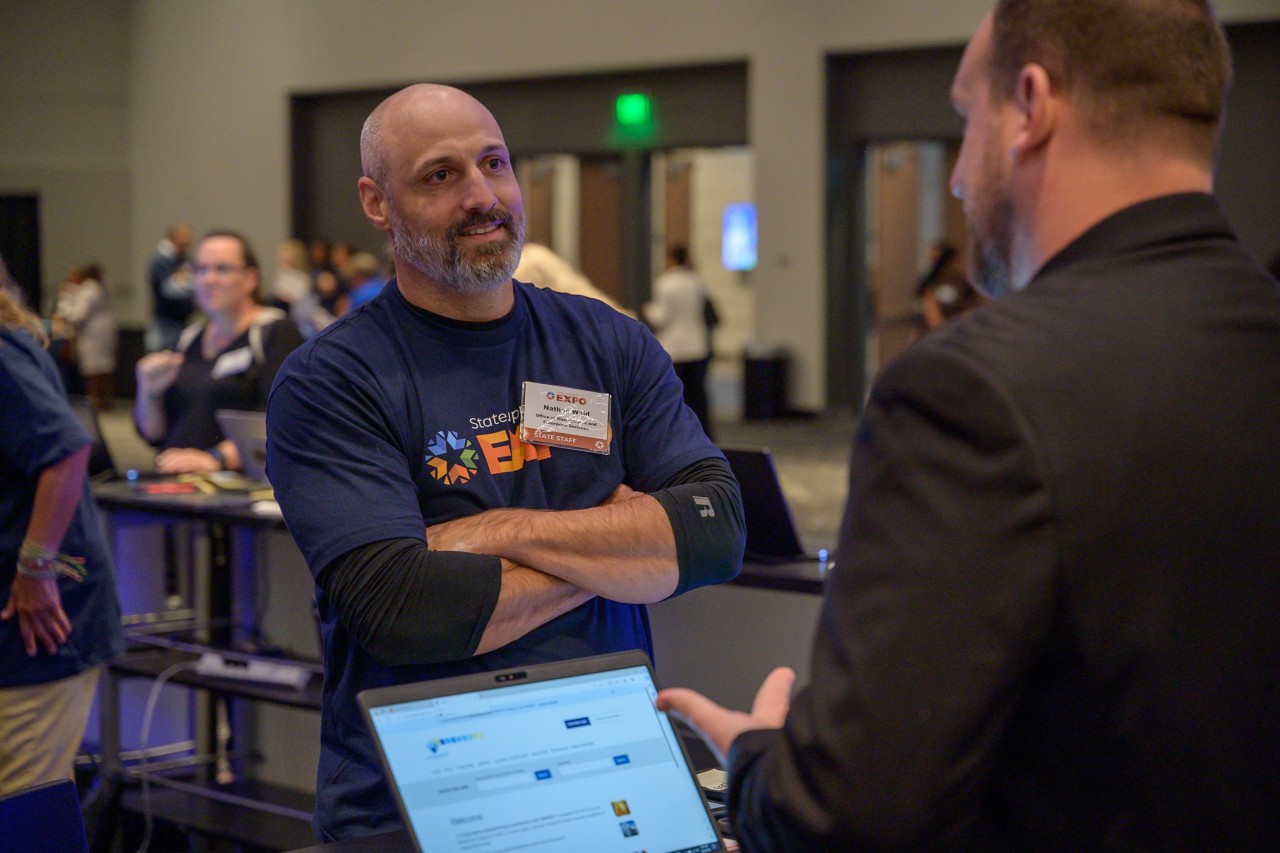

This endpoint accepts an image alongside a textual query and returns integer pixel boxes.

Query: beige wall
[120,0,997,410]
[127,0,1008,412]
[4,0,1278,407]
[0,0,130,312]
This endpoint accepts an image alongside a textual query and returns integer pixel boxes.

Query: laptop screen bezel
[358,649,727,853]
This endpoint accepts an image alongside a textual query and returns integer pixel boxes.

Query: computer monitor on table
[215,409,269,484]
[721,446,819,562]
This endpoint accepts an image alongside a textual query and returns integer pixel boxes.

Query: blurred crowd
[0,225,645,477]
[2,226,396,413]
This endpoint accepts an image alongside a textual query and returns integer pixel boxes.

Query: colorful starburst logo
[425,431,479,484]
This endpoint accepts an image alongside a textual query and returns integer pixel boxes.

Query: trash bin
[743,347,789,419]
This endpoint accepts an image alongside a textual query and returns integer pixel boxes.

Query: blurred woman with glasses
[134,230,304,474]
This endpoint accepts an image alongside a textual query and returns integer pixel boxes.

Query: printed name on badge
[519,381,612,455]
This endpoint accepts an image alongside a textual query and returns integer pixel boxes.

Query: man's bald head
[359,84,503,198]
[355,83,524,305]
[168,223,193,254]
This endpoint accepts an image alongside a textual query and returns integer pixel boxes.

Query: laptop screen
[215,409,269,483]
[361,653,723,853]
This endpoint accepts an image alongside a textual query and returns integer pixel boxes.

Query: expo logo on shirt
[424,416,551,485]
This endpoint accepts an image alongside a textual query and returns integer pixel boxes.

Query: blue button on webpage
[612,754,630,765]
[534,769,551,780]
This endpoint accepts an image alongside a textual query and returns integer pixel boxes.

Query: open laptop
[215,409,270,484]
[359,650,727,853]
[66,396,169,482]
[721,447,821,562]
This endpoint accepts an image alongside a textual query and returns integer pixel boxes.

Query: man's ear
[358,177,392,233]
[1011,63,1055,156]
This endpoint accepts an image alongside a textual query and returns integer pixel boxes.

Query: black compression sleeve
[316,538,502,666]
[650,456,746,597]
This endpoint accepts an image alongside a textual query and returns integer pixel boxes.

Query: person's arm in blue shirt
[1,444,92,655]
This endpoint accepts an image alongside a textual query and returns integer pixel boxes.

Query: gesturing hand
[136,350,184,398]
[657,667,796,766]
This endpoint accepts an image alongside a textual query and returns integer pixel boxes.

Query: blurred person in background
[343,251,387,310]
[146,223,194,352]
[308,237,352,323]
[329,240,356,289]
[514,242,632,316]
[0,254,25,306]
[293,247,354,337]
[308,239,333,278]
[313,259,349,320]
[135,230,303,473]
[915,242,986,335]
[269,238,313,311]
[53,263,118,410]
[644,244,715,440]
[0,272,122,796]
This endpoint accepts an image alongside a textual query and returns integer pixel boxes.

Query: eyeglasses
[192,263,247,277]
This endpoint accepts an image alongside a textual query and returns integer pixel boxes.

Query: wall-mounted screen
[722,202,757,272]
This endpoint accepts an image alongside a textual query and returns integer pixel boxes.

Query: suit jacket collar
[1034,192,1233,286]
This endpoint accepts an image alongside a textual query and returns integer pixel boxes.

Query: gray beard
[973,236,1012,298]
[971,194,1016,298]
[389,207,525,296]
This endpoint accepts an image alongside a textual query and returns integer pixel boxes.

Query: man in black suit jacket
[661,1,1280,849]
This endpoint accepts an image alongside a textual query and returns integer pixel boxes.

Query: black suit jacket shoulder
[728,194,1280,851]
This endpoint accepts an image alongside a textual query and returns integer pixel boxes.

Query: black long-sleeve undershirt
[316,455,745,667]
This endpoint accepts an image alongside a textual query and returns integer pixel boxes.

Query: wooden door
[872,143,923,369]
[578,157,625,305]
[520,159,555,249]
[664,158,692,258]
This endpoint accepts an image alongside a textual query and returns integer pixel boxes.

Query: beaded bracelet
[16,539,86,582]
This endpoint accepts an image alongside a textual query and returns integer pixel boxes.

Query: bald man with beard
[267,84,744,841]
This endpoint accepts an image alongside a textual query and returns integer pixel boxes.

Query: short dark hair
[670,245,690,266]
[198,229,260,271]
[990,0,1231,159]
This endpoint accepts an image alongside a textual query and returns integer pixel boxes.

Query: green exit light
[615,93,651,128]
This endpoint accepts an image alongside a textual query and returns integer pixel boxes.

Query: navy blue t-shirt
[0,328,122,687]
[268,280,719,838]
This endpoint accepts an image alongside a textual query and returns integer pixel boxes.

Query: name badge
[519,381,611,455]
[211,346,253,379]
